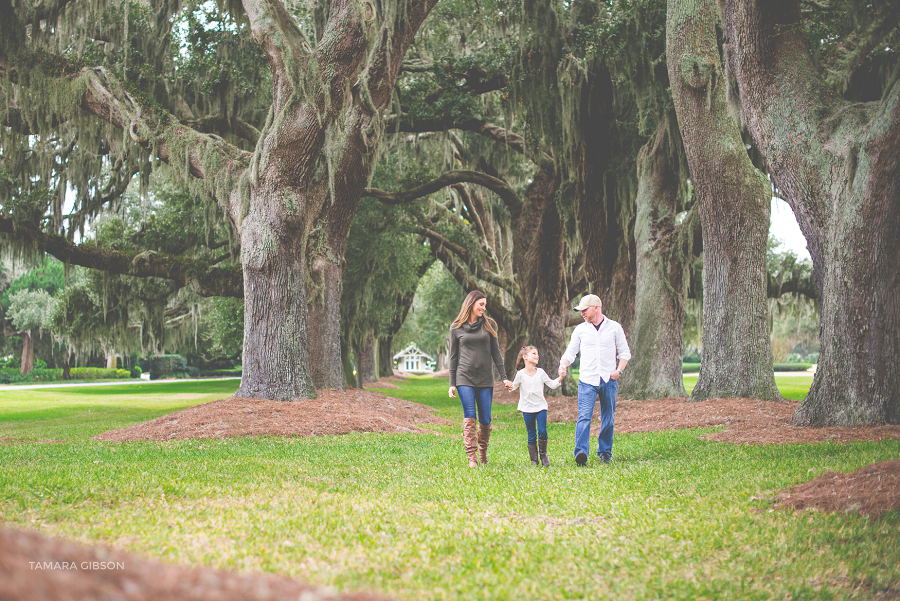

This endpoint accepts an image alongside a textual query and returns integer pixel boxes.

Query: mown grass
[0,375,897,600]
[683,373,813,401]
[0,379,240,442]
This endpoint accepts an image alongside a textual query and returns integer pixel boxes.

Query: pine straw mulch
[94,388,450,443]
[3,379,899,601]
[0,527,389,601]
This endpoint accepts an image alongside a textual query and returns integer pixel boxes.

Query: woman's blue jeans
[522,410,548,445]
[456,385,492,425]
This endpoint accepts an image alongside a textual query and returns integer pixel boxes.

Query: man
[558,294,631,466]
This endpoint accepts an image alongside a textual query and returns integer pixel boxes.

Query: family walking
[448,291,631,468]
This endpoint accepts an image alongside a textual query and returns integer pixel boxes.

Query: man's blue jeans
[522,410,548,445]
[456,386,493,425]
[574,379,617,458]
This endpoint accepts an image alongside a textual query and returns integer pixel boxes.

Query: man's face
[580,305,600,322]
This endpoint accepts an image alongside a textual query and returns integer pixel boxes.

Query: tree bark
[235,213,317,400]
[357,329,377,384]
[512,160,568,393]
[19,330,34,375]
[667,0,780,402]
[307,252,345,389]
[571,66,637,331]
[377,337,393,378]
[621,116,692,400]
[723,0,900,424]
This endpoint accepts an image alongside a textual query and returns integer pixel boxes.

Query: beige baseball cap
[573,294,602,311]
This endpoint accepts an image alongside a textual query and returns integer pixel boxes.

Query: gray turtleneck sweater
[448,317,508,388]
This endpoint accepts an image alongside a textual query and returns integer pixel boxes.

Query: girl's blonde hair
[450,290,498,337]
[515,346,537,371]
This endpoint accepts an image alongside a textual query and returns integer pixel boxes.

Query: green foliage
[341,197,431,344]
[393,263,465,358]
[0,368,61,384]
[773,363,814,372]
[0,261,65,313]
[200,298,244,358]
[6,289,58,333]
[147,354,188,379]
[70,367,132,380]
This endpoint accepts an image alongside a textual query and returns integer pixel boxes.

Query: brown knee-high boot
[527,444,539,466]
[538,438,550,467]
[477,422,491,464]
[462,418,478,468]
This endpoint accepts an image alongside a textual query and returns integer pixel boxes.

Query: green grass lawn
[0,375,897,600]
[683,373,813,401]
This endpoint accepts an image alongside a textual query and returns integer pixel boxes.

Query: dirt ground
[2,378,899,600]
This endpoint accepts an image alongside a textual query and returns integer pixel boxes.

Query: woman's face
[471,298,487,318]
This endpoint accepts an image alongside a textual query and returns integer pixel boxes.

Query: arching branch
[387,116,530,155]
[77,67,251,222]
[364,169,523,217]
[0,216,243,298]
[241,0,313,84]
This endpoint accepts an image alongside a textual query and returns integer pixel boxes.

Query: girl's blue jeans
[456,385,493,425]
[522,409,548,445]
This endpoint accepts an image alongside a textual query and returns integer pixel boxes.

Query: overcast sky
[770,198,810,260]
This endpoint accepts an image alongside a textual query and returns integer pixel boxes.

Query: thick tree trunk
[621,117,691,400]
[377,337,393,377]
[341,339,359,389]
[667,0,780,402]
[307,254,345,389]
[234,207,317,401]
[513,160,568,394]
[357,329,377,384]
[572,65,636,331]
[723,0,900,425]
[19,331,34,375]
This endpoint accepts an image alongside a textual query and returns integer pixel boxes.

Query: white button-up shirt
[561,318,631,385]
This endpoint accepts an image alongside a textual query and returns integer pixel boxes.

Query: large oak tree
[722,0,900,424]
[0,0,437,400]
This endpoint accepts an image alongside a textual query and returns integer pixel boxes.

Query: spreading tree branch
[387,116,531,156]
[364,169,523,217]
[0,216,243,297]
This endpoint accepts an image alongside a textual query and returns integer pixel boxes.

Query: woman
[448,290,513,467]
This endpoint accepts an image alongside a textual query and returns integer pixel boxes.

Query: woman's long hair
[450,290,498,337]
[515,346,536,371]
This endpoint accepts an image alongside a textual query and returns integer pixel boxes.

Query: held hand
[558,365,567,378]
[502,379,513,391]
[448,386,456,398]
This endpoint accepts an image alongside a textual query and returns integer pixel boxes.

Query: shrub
[69,367,131,380]
[682,363,701,373]
[129,366,142,378]
[148,354,188,380]
[773,363,813,372]
[0,368,63,383]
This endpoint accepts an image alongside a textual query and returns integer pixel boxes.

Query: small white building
[393,344,435,374]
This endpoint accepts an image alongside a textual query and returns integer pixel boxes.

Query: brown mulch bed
[0,528,390,601]
[773,460,900,519]
[94,388,449,442]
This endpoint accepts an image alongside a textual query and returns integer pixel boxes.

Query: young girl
[509,346,563,467]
